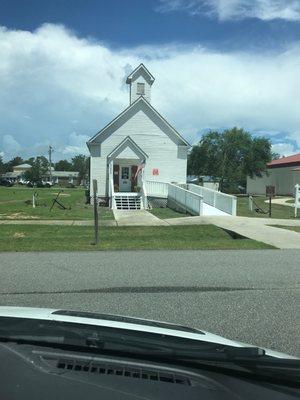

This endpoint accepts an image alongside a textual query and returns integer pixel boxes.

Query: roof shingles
[267,153,300,168]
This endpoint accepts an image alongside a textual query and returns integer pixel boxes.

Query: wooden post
[93,179,99,245]
[249,195,253,212]
[295,184,299,218]
[268,197,272,218]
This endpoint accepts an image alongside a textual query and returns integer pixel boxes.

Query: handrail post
[108,160,115,209]
[232,196,237,216]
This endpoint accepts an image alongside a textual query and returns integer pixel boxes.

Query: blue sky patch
[0,0,299,160]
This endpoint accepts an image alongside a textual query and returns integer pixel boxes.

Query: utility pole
[48,145,54,183]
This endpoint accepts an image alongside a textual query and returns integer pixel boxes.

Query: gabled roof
[107,136,148,160]
[267,153,300,168]
[126,63,155,84]
[14,163,32,168]
[87,96,190,147]
[45,171,79,177]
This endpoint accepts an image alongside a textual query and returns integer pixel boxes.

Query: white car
[0,307,298,399]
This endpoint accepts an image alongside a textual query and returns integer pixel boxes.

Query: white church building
[87,64,189,209]
[87,64,237,215]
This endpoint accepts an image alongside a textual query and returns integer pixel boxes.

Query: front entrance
[119,166,131,192]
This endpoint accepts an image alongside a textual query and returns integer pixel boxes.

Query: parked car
[26,181,53,188]
[43,181,53,188]
[0,179,14,187]
[18,179,30,185]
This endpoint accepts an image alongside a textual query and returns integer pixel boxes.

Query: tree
[271,152,281,160]
[71,154,89,182]
[24,157,35,166]
[0,155,5,175]
[188,128,272,192]
[5,156,24,172]
[24,156,49,183]
[55,159,73,171]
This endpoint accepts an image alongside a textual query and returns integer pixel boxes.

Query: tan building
[2,163,32,181]
[13,163,32,173]
[247,153,300,196]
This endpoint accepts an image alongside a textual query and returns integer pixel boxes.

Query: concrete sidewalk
[264,197,295,208]
[166,215,300,249]
[0,219,116,226]
[113,210,168,226]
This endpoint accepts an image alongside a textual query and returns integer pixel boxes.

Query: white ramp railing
[145,181,168,197]
[168,183,203,215]
[187,184,237,215]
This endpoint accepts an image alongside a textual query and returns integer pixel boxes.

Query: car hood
[0,306,297,360]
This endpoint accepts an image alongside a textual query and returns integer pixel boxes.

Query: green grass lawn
[271,225,300,233]
[0,224,273,251]
[237,196,299,219]
[149,207,188,219]
[0,186,114,220]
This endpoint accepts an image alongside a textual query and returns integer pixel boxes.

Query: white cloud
[60,132,90,155]
[271,142,296,156]
[2,134,21,156]
[157,0,300,21]
[0,23,300,161]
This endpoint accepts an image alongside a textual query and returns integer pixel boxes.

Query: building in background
[1,164,80,185]
[46,169,80,185]
[247,153,300,196]
[1,163,32,181]
[187,175,219,191]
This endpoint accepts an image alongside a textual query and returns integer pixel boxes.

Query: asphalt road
[0,250,299,356]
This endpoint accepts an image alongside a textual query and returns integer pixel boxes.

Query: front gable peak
[87,96,189,148]
[107,136,148,160]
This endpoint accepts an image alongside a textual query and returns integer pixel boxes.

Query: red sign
[152,168,159,176]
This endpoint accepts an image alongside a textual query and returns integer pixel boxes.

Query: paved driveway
[0,250,299,356]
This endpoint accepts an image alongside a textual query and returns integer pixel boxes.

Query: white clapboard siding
[90,106,187,196]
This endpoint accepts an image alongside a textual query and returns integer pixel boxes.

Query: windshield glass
[0,1,299,395]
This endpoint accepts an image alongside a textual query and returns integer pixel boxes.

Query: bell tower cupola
[126,63,155,105]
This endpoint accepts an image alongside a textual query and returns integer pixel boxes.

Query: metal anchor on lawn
[50,191,71,211]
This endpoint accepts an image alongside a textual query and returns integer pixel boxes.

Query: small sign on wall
[152,168,159,176]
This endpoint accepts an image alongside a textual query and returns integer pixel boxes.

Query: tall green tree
[188,128,272,192]
[71,154,89,182]
[5,156,24,172]
[24,156,49,183]
[0,155,5,175]
[55,159,73,171]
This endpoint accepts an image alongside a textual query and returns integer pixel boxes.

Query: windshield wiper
[1,319,299,387]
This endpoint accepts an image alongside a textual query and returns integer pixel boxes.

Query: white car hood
[0,306,297,360]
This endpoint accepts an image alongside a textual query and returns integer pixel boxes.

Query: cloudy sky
[1,0,300,161]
